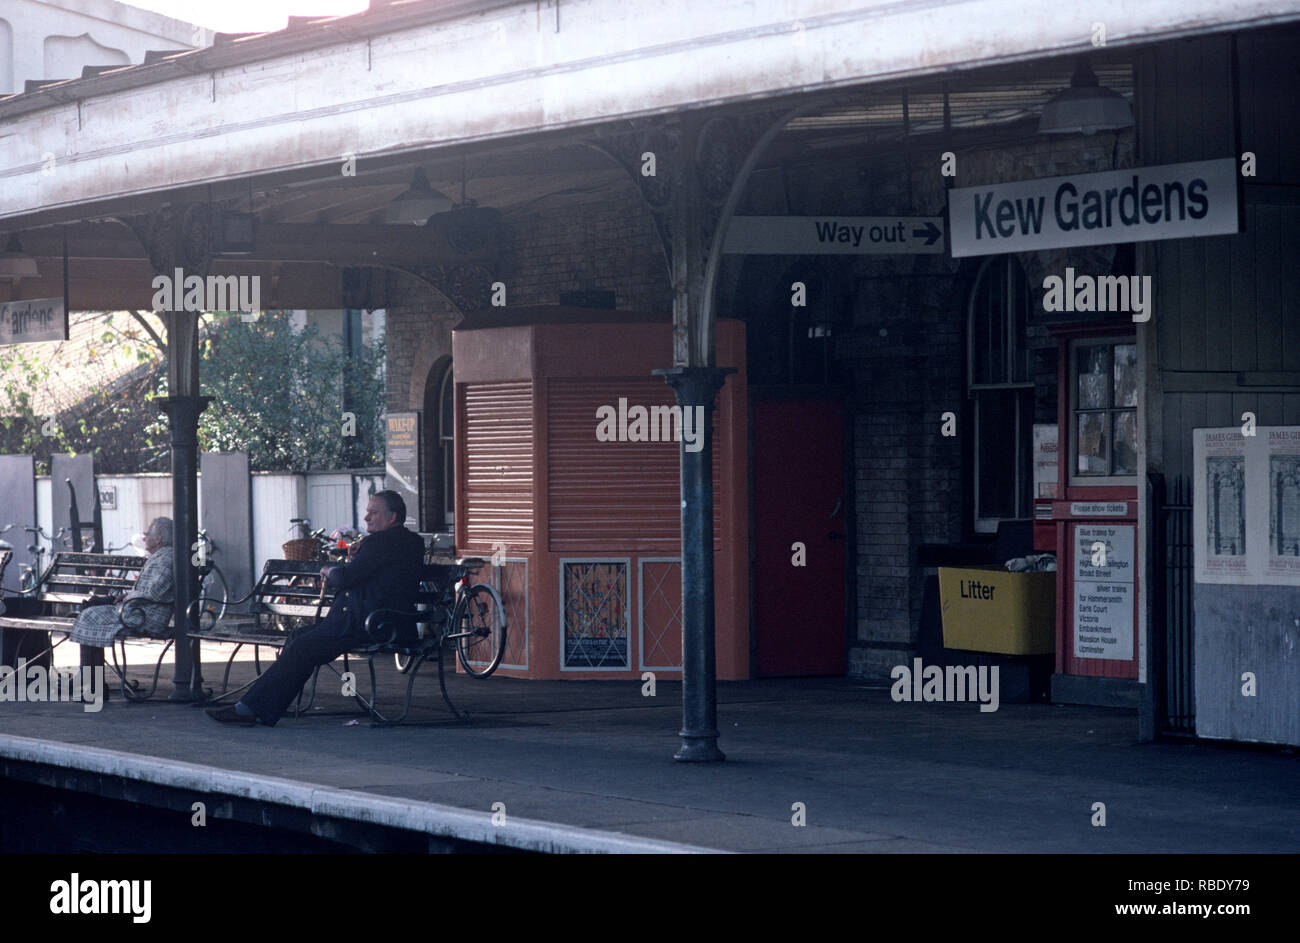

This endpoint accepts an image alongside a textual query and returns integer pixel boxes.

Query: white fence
[18,468,383,589]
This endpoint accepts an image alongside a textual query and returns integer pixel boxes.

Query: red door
[752,398,847,676]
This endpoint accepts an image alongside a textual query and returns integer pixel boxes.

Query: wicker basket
[282,538,318,561]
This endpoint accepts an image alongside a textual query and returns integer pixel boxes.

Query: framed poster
[1266,428,1300,582]
[384,412,420,527]
[1033,424,1059,498]
[1194,426,1300,587]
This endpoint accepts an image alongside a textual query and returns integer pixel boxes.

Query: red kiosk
[451,308,749,681]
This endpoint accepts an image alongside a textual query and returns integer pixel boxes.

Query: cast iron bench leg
[292,665,323,716]
[436,642,469,722]
[365,652,419,727]
[109,639,135,700]
[220,642,243,694]
[365,655,388,724]
[116,637,171,702]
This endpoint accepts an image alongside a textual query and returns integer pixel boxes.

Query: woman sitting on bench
[70,517,175,674]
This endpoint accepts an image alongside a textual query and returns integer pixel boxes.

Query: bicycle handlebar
[23,525,69,541]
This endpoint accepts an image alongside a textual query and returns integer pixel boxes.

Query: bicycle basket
[282,538,318,561]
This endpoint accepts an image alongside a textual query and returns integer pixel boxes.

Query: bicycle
[12,524,72,592]
[393,556,507,678]
[102,534,144,553]
[193,529,229,631]
[270,519,357,633]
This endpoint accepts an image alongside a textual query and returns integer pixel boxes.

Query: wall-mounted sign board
[723,216,945,255]
[0,297,67,345]
[1073,522,1136,662]
[949,158,1238,257]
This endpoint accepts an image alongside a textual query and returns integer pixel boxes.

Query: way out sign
[949,158,1238,257]
[723,216,945,255]
[0,297,67,345]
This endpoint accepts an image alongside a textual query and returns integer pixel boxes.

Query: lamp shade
[1038,59,1133,135]
[385,168,453,224]
[0,235,39,280]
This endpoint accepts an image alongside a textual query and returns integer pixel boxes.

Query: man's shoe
[205,705,256,726]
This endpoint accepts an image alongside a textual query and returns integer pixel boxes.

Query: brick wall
[384,177,672,416]
[384,273,460,413]
[809,126,1134,681]
[499,187,670,313]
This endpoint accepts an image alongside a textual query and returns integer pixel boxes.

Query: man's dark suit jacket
[321,524,425,638]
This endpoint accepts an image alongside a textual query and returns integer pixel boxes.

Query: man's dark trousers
[241,610,359,726]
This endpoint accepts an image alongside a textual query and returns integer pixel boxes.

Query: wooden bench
[188,558,337,702]
[0,551,175,699]
[192,558,485,723]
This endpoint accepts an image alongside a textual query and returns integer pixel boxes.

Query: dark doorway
[420,358,454,533]
[752,397,848,676]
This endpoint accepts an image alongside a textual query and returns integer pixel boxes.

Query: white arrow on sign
[723,216,945,255]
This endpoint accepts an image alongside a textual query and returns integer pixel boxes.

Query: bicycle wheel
[198,565,229,630]
[451,583,506,678]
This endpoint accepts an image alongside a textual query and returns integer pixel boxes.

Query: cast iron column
[159,394,210,698]
[656,365,734,762]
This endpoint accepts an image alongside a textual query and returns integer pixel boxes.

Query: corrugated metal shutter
[463,381,534,549]
[547,377,720,552]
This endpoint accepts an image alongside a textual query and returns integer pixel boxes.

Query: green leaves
[197,312,385,471]
[0,310,384,474]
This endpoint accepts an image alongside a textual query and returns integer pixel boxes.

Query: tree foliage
[0,315,168,474]
[0,311,385,474]
[195,312,385,472]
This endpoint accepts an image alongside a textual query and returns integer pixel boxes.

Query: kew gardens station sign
[0,297,67,345]
[949,158,1238,256]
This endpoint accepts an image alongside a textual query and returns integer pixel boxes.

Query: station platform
[0,654,1297,853]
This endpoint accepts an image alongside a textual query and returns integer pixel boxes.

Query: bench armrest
[118,597,172,637]
[184,596,222,626]
[363,608,417,645]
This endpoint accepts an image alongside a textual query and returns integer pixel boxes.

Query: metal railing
[1148,472,1195,736]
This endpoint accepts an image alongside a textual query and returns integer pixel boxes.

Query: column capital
[653,366,736,407]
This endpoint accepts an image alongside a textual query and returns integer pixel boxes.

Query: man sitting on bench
[206,490,424,727]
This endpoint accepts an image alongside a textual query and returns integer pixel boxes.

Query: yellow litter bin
[937,566,1056,655]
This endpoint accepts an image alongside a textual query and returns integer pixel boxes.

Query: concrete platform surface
[0,661,1296,853]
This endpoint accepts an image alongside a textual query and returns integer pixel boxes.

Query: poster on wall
[1202,429,1249,577]
[1266,428,1300,581]
[1032,424,1059,498]
[384,412,420,528]
[1194,426,1300,586]
[1072,523,1135,661]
